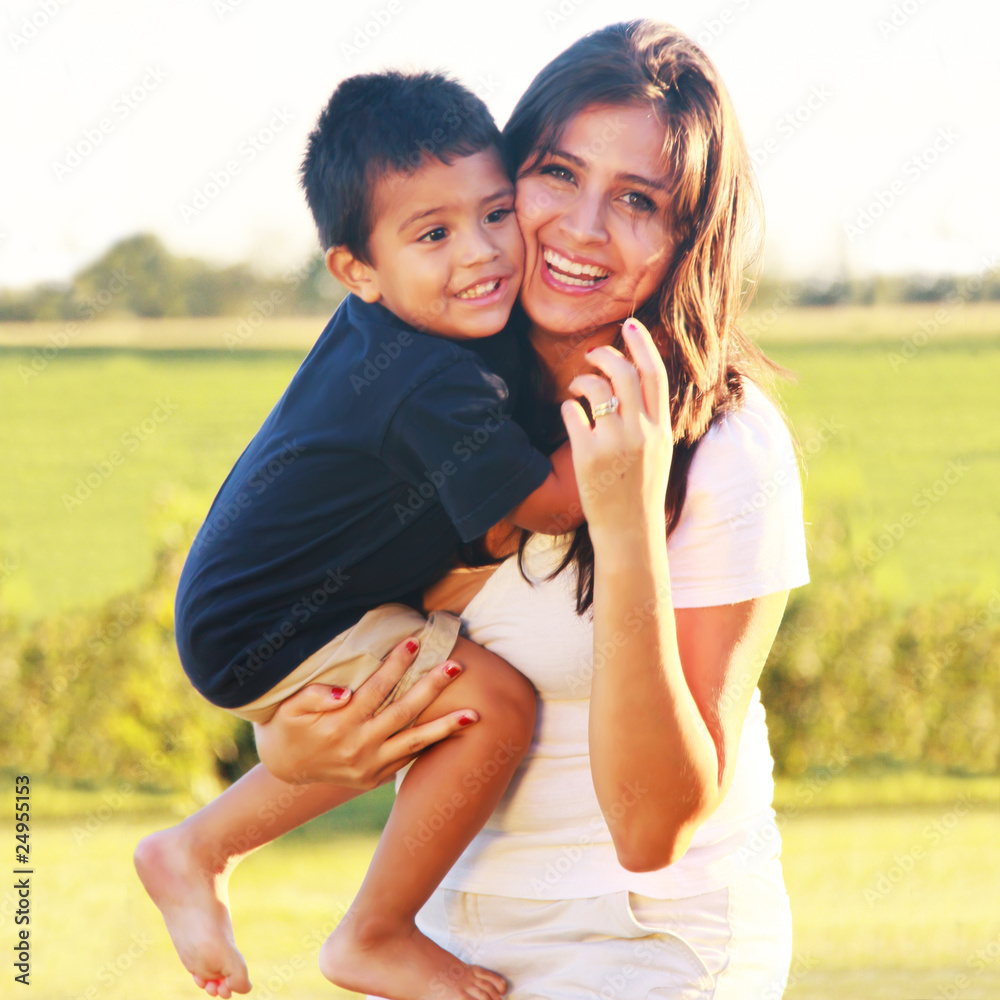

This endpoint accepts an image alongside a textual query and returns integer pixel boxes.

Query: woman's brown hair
[503,19,789,613]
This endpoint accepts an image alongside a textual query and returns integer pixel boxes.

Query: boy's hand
[253,638,478,786]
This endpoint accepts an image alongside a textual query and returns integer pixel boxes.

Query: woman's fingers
[561,397,596,451]
[373,655,477,739]
[582,342,645,422]
[352,635,422,717]
[377,705,479,778]
[621,317,670,429]
[274,682,353,717]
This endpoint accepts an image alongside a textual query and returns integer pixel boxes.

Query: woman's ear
[325,246,381,303]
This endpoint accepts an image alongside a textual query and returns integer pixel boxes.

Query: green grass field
[3,305,999,996]
[3,303,999,620]
[5,782,999,1000]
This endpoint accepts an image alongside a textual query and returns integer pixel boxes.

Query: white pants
[368,855,792,999]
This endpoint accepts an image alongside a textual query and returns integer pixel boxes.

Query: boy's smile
[358,149,524,339]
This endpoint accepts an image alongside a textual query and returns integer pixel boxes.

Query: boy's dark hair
[300,71,502,263]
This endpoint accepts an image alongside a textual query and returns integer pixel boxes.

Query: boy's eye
[485,208,513,224]
[539,163,575,183]
[622,191,657,214]
[418,226,448,243]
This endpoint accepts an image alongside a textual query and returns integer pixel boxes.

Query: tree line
[2,233,998,323]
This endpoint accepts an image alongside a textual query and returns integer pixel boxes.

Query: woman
[260,19,809,998]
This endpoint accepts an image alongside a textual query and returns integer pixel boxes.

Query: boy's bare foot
[320,910,507,1000]
[134,827,251,998]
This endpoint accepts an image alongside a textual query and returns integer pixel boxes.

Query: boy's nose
[457,227,502,266]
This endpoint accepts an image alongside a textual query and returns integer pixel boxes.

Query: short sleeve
[381,359,552,542]
[667,382,810,607]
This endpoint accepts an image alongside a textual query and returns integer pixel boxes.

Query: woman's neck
[528,321,620,400]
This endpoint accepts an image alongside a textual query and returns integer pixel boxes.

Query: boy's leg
[135,765,362,997]
[321,637,536,1000]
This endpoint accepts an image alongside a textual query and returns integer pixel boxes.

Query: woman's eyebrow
[617,171,668,191]
[550,149,666,191]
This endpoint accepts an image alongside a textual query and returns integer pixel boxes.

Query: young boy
[134,72,582,1000]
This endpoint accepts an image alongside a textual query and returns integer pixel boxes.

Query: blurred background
[2,1,998,998]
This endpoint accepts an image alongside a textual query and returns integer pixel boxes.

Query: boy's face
[362,149,524,339]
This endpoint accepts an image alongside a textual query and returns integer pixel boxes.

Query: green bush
[3,510,997,787]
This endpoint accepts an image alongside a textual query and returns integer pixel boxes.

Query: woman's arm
[563,319,789,871]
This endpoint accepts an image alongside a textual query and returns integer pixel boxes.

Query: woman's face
[514,103,675,338]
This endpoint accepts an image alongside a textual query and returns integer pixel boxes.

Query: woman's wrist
[589,512,668,568]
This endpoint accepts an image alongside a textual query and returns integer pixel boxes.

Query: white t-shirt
[402,380,810,900]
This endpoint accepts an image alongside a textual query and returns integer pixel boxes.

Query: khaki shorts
[230,603,462,724]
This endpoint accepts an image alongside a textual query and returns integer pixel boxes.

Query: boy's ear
[325,246,381,303]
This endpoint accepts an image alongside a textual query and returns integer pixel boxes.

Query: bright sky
[2,0,997,287]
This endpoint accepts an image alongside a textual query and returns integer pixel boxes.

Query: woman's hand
[560,318,674,542]
[253,638,478,786]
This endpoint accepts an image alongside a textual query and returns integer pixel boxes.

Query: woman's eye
[623,191,657,214]
[540,164,574,183]
[485,208,512,224]
[418,227,448,243]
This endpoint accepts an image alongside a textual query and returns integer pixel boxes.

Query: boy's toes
[227,967,253,994]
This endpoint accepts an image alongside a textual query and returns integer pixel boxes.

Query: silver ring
[591,395,619,419]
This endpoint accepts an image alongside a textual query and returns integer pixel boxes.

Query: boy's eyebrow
[549,149,668,191]
[397,187,516,234]
[398,206,446,234]
[481,185,515,203]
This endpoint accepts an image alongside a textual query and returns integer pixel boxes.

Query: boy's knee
[451,639,536,743]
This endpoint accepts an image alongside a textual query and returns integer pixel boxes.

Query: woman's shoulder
[687,379,798,497]
[667,378,809,606]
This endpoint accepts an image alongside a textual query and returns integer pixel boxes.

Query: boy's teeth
[543,248,610,280]
[457,279,501,299]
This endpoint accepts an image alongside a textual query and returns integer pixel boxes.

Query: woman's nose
[558,192,609,246]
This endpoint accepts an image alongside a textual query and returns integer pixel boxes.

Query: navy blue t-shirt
[175,295,551,708]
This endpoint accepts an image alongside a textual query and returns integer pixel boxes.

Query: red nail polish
[444,662,462,678]
[405,639,419,654]
[458,714,475,726]
[330,686,347,699]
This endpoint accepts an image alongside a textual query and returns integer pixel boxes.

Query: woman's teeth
[456,279,501,299]
[543,248,610,285]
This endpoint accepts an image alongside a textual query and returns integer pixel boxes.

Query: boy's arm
[507,440,584,535]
